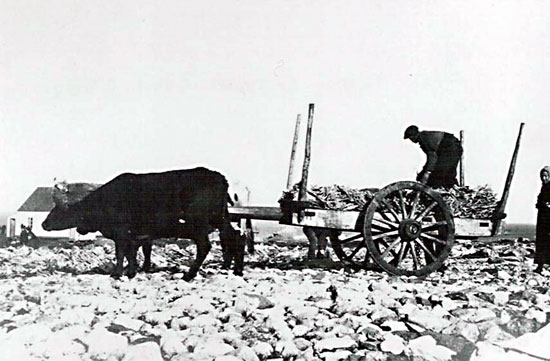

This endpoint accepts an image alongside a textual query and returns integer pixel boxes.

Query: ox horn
[52,180,69,207]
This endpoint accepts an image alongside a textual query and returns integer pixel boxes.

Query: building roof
[18,187,55,212]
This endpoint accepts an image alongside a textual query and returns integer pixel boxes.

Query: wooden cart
[230,105,524,277]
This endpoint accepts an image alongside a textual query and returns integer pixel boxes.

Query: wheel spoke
[378,239,399,257]
[381,237,402,259]
[398,190,408,218]
[338,234,363,245]
[375,208,399,227]
[393,241,409,267]
[346,241,365,260]
[420,233,447,245]
[372,216,399,230]
[381,199,401,222]
[371,230,399,240]
[410,242,420,270]
[421,221,448,232]
[409,191,421,218]
[414,239,436,261]
[372,224,393,234]
[414,201,438,221]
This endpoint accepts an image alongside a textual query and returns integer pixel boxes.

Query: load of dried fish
[281,184,499,219]
[435,185,499,219]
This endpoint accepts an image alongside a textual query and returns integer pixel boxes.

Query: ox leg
[303,227,319,259]
[245,218,255,254]
[125,243,139,279]
[220,237,232,270]
[142,240,153,272]
[316,230,329,259]
[183,231,211,281]
[111,241,125,279]
[220,221,245,276]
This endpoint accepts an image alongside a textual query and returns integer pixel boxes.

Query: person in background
[404,125,463,188]
[19,225,29,246]
[0,225,6,248]
[535,166,550,273]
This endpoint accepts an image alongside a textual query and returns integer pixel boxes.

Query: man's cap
[404,125,419,139]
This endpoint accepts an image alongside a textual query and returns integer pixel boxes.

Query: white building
[6,187,98,240]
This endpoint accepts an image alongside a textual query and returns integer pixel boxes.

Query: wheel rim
[364,181,454,276]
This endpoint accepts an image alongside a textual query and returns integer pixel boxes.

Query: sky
[1,0,549,224]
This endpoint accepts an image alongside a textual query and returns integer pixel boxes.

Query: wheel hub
[400,219,422,240]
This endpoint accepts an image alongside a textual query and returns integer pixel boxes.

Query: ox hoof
[110,272,122,280]
[142,263,154,273]
[182,272,196,282]
[127,271,137,279]
[233,269,243,277]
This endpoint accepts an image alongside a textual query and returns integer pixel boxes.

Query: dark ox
[42,167,245,280]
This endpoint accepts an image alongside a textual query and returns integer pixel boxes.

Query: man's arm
[423,150,438,173]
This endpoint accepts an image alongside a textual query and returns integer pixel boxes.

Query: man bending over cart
[404,125,463,188]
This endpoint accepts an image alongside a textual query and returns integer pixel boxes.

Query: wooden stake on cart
[298,104,315,221]
[492,122,525,235]
[286,114,302,189]
[459,130,465,186]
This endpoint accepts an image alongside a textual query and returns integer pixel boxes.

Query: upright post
[459,130,465,186]
[298,104,315,221]
[492,122,525,236]
[286,114,302,189]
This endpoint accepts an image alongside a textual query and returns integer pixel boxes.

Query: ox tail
[227,193,235,207]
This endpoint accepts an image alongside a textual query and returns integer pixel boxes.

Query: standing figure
[19,225,29,246]
[535,166,550,273]
[404,125,463,188]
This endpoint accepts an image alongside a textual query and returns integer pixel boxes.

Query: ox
[42,167,245,280]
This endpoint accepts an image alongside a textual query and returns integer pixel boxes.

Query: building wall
[6,211,99,240]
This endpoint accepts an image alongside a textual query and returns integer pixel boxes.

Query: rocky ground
[0,234,549,361]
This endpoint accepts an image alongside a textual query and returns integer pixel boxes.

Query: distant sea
[502,223,536,240]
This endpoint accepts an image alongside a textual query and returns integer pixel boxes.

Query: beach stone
[380,320,408,332]
[292,325,310,337]
[112,315,144,331]
[83,327,128,360]
[482,325,514,343]
[238,345,260,361]
[379,334,405,355]
[408,309,451,332]
[502,316,540,337]
[252,341,273,359]
[406,335,456,361]
[320,350,352,361]
[188,314,221,328]
[122,342,163,361]
[194,339,234,357]
[277,340,300,358]
[160,330,186,356]
[424,332,475,361]
[525,309,546,324]
[493,291,510,306]
[215,356,242,361]
[315,336,357,352]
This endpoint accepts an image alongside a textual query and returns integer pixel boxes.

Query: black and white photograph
[1,1,550,360]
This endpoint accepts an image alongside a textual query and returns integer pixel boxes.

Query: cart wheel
[364,181,454,276]
[330,231,377,269]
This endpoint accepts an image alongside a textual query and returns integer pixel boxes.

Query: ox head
[42,180,89,231]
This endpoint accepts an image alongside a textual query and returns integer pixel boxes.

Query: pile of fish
[281,184,499,219]
[435,185,499,219]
